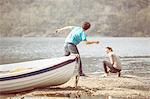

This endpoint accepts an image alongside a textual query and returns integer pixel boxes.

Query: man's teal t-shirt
[65,27,87,45]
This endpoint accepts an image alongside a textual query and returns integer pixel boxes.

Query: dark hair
[82,22,91,30]
[106,47,113,51]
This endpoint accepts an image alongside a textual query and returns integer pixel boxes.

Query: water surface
[0,37,150,75]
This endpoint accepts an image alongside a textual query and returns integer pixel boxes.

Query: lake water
[0,37,150,77]
[1,37,150,63]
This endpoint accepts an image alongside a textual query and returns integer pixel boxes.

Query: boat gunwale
[0,58,76,81]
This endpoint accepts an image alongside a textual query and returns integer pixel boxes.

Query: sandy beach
[1,74,150,99]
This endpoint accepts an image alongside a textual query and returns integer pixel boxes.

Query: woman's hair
[106,46,113,51]
[82,22,91,30]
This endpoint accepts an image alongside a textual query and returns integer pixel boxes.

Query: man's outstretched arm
[56,26,75,33]
[82,40,99,45]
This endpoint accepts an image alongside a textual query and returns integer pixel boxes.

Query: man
[56,22,99,76]
[103,47,122,77]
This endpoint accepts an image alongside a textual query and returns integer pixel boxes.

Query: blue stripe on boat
[0,58,76,81]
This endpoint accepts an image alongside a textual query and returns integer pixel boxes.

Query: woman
[103,47,122,77]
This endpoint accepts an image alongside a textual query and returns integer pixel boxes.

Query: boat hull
[0,56,76,93]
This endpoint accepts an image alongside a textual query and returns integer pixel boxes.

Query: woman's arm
[109,54,114,65]
[56,26,75,33]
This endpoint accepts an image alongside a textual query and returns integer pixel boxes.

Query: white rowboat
[0,56,77,93]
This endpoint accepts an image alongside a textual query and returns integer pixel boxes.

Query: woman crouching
[103,47,122,77]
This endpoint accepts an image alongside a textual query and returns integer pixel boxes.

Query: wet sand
[1,74,150,99]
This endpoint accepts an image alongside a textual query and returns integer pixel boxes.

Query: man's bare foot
[79,73,86,76]
[101,73,109,77]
